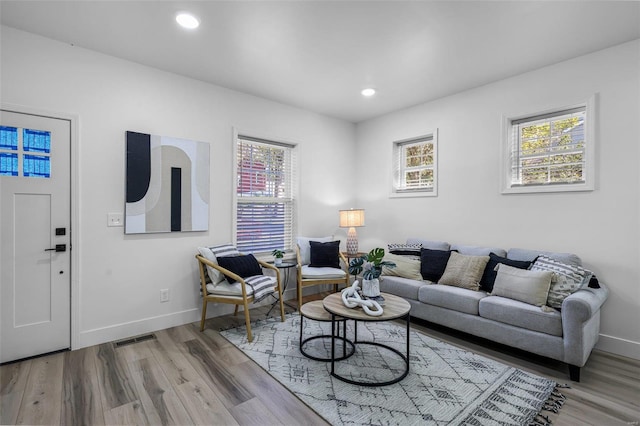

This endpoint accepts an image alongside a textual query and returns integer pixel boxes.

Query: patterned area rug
[221,314,562,426]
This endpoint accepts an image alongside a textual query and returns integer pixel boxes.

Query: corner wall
[355,40,640,359]
[1,26,356,348]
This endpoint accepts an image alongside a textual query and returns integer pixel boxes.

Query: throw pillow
[530,255,591,309]
[387,243,422,258]
[479,253,533,292]
[438,251,490,291]
[381,253,422,280]
[491,264,553,307]
[297,236,333,265]
[197,244,240,284]
[309,240,341,268]
[216,254,263,284]
[420,248,453,282]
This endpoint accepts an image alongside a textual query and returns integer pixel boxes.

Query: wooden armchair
[295,238,349,309]
[196,253,285,342]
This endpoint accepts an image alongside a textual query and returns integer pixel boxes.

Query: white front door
[0,109,71,363]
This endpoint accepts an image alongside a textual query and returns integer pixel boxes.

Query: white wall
[355,40,640,359]
[1,26,356,348]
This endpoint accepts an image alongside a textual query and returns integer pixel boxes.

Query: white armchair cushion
[297,236,333,265]
[301,265,346,279]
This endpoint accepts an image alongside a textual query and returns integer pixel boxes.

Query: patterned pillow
[381,253,422,280]
[530,255,591,309]
[388,243,422,259]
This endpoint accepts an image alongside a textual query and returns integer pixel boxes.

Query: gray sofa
[379,238,609,381]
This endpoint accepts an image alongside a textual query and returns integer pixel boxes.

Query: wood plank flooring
[1,292,639,425]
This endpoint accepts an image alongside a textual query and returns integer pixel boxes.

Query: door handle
[45,244,66,252]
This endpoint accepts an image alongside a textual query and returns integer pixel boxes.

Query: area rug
[220,314,563,426]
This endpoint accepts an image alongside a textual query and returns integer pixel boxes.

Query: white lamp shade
[339,209,365,228]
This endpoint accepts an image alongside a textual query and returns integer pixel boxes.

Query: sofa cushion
[479,296,563,337]
[420,248,452,282]
[479,253,533,293]
[438,252,489,291]
[419,284,487,316]
[507,248,581,266]
[491,264,553,307]
[379,276,426,301]
[450,244,507,258]
[530,255,591,309]
[407,238,450,251]
[381,253,423,280]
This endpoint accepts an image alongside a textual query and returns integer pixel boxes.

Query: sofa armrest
[562,282,609,323]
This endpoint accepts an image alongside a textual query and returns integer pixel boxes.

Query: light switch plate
[107,213,124,227]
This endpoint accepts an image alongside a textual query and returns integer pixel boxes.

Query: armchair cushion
[217,254,263,283]
[206,275,277,302]
[309,240,340,268]
[297,236,333,265]
[197,244,240,284]
[301,265,346,279]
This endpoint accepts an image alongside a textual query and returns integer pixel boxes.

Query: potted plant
[271,249,285,266]
[348,248,396,297]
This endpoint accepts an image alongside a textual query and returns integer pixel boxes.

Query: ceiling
[1,1,639,123]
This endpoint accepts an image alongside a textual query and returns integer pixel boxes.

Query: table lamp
[339,209,365,255]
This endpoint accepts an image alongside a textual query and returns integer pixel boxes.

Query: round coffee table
[299,300,354,362]
[323,292,411,386]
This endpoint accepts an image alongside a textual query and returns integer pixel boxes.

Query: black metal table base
[330,312,410,387]
[300,315,355,362]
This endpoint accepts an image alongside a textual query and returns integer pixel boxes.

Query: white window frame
[390,130,438,198]
[232,130,297,255]
[501,97,595,194]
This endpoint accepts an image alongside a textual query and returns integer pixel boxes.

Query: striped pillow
[198,244,240,285]
[530,255,591,309]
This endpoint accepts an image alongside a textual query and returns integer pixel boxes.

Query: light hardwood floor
[1,292,639,425]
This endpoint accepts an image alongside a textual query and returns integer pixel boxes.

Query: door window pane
[23,129,51,153]
[0,126,18,150]
[23,154,50,178]
[0,153,19,176]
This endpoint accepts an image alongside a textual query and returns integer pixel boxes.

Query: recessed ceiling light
[176,12,200,29]
[361,88,376,97]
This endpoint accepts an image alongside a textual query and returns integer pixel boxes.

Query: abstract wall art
[125,131,209,234]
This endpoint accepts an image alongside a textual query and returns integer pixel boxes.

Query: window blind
[235,135,296,254]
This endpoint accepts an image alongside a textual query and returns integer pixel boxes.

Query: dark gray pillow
[217,254,262,283]
[309,240,340,268]
[420,248,452,282]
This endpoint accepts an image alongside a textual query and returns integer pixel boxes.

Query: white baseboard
[595,334,640,360]
[77,308,201,349]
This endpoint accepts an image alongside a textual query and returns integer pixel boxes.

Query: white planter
[274,258,283,266]
[362,278,380,297]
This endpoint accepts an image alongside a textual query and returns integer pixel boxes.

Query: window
[234,134,296,254]
[0,126,51,178]
[391,131,438,197]
[502,99,594,194]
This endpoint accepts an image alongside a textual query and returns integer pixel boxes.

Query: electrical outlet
[160,289,169,303]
